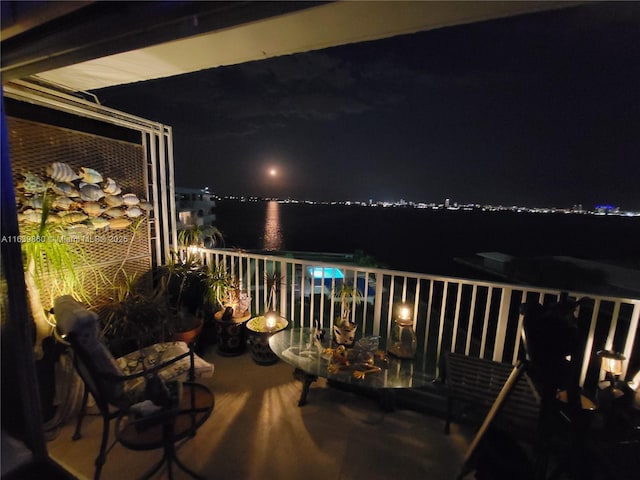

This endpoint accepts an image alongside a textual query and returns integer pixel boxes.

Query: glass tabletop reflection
[269,327,434,389]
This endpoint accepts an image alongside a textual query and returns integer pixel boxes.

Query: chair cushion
[116,342,215,393]
[54,295,127,406]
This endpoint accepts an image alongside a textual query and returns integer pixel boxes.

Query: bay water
[214,200,640,279]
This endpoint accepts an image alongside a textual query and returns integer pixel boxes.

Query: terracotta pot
[171,316,204,345]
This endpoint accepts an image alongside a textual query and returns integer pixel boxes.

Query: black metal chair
[53,295,206,480]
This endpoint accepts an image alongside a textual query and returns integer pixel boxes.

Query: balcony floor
[46,346,474,479]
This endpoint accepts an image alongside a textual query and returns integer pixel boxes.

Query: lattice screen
[7,116,153,309]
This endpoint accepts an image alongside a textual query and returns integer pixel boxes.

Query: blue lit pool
[307,266,344,279]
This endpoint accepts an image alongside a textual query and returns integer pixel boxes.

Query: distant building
[175,187,217,230]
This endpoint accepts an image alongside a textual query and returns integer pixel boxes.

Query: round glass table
[269,327,435,406]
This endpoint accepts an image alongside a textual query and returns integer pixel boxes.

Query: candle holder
[597,350,626,399]
[388,302,417,359]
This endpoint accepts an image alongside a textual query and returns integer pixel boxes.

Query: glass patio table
[269,327,434,407]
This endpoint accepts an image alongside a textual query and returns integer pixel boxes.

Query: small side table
[116,382,214,479]
[213,311,251,356]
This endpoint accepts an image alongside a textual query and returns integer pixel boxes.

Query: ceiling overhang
[2,1,575,92]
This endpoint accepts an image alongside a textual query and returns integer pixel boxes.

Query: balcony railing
[199,248,639,395]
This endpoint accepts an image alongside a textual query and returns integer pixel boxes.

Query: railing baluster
[451,283,463,353]
[480,287,493,359]
[582,298,600,385]
[436,281,449,365]
[493,287,512,362]
[465,285,478,356]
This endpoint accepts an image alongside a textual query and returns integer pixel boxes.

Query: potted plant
[209,263,251,356]
[333,281,362,347]
[246,271,288,365]
[99,272,169,357]
[159,253,209,344]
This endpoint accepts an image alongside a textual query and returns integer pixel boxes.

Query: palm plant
[338,281,362,326]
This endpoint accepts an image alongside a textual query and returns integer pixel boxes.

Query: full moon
[269,168,277,177]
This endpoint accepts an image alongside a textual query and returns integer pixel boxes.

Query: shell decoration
[122,193,139,206]
[103,207,125,218]
[25,196,45,209]
[52,182,80,197]
[102,178,122,195]
[89,217,109,230]
[104,194,124,207]
[79,167,103,184]
[125,206,143,218]
[51,196,75,210]
[20,209,43,224]
[65,224,91,236]
[60,211,89,224]
[79,183,105,202]
[46,162,80,183]
[46,212,63,224]
[14,163,150,236]
[138,200,153,211]
[81,201,104,217]
[108,218,132,230]
[20,173,47,194]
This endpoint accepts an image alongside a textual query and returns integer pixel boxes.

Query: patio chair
[53,295,214,480]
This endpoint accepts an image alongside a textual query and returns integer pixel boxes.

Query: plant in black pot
[209,263,252,356]
[246,270,288,365]
[99,272,169,357]
[160,251,209,346]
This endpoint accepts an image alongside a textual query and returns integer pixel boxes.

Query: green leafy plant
[20,195,98,358]
[99,272,168,356]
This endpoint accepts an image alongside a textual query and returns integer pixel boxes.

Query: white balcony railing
[200,248,639,395]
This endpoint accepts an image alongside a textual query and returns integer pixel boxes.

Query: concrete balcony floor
[47,347,474,479]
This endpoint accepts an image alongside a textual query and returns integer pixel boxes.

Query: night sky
[94,3,640,210]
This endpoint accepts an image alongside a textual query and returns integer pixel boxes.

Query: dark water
[214,200,640,277]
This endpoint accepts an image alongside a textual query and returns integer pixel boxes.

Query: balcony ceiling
[1,1,574,92]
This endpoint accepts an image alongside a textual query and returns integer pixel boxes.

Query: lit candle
[397,303,412,321]
[266,311,277,331]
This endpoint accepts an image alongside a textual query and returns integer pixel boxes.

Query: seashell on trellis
[122,193,139,206]
[52,182,80,197]
[104,194,124,207]
[138,200,153,211]
[25,195,45,209]
[125,206,143,218]
[60,211,89,224]
[52,196,75,210]
[46,212,63,224]
[79,167,103,184]
[81,201,104,217]
[20,173,47,194]
[65,224,91,236]
[89,217,109,230]
[108,217,132,230]
[102,178,122,195]
[103,207,125,218]
[46,162,80,182]
[20,209,43,224]
[79,183,105,202]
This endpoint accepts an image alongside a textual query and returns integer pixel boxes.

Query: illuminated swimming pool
[307,266,344,279]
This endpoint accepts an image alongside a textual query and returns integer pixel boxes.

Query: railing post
[493,287,512,363]
[372,273,384,336]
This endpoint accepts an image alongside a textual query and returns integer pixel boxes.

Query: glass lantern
[388,302,417,359]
